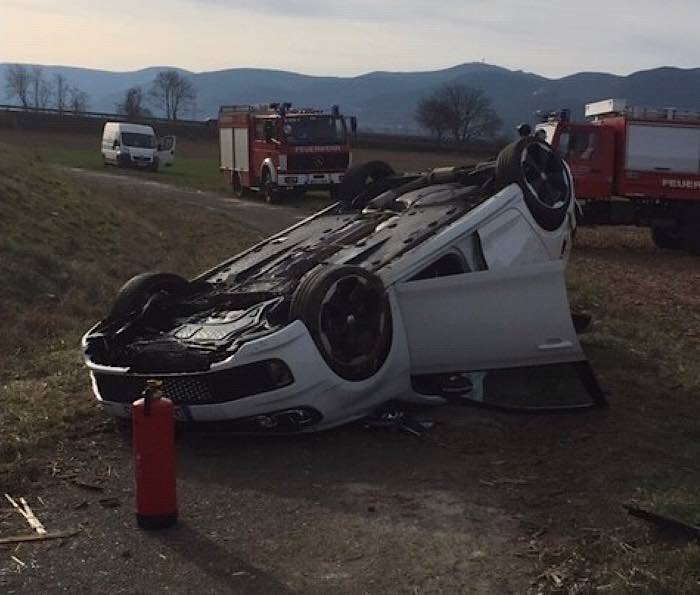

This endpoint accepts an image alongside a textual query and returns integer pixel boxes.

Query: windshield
[121,132,156,148]
[283,116,346,145]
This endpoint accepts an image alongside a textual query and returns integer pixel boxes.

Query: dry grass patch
[0,143,260,490]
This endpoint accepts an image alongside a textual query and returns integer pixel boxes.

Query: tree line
[415,82,502,144]
[4,64,89,113]
[3,65,197,121]
[116,70,196,121]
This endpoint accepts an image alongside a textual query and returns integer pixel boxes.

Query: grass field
[0,140,261,489]
[1,128,699,593]
[0,129,482,195]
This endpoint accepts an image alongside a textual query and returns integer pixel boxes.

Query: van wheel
[495,138,572,231]
[290,265,392,381]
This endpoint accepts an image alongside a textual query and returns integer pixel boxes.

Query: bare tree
[4,64,32,108]
[116,86,151,119]
[416,96,450,143]
[68,86,89,114]
[149,70,195,120]
[416,83,501,144]
[53,74,71,113]
[28,66,52,109]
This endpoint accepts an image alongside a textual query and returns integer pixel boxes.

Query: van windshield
[122,133,155,148]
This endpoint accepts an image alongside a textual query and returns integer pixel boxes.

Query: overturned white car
[82,138,605,432]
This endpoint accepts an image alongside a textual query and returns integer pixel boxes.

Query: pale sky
[2,0,699,77]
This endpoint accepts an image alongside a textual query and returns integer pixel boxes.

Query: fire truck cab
[218,103,354,203]
[536,99,700,254]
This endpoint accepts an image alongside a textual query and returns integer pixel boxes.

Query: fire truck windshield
[284,116,346,145]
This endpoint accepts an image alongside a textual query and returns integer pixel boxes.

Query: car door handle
[538,340,574,351]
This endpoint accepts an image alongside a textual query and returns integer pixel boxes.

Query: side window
[562,130,598,161]
[254,120,266,140]
[409,253,467,281]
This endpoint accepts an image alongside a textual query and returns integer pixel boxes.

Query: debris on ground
[0,529,81,545]
[364,407,434,437]
[4,494,46,534]
[624,503,700,541]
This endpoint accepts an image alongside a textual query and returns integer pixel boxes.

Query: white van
[101,122,176,171]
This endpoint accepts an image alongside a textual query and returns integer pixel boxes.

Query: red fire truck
[218,103,355,203]
[535,99,700,254]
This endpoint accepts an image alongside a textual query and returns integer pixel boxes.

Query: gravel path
[64,168,303,236]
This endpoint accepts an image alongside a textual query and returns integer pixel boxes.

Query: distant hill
[3,62,700,134]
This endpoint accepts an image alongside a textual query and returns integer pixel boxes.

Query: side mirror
[113,139,120,149]
[350,117,357,134]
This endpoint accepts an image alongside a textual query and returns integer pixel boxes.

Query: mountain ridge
[2,62,700,133]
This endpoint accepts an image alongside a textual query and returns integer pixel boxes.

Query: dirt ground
[2,167,700,594]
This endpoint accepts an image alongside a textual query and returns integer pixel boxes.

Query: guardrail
[0,104,209,127]
[0,104,505,155]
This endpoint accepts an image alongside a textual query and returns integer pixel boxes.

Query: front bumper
[277,172,344,189]
[117,153,156,168]
[84,302,412,432]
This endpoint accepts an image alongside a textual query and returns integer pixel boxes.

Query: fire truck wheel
[290,265,393,381]
[232,175,248,198]
[337,161,395,209]
[261,169,278,204]
[495,138,572,231]
[108,272,190,321]
[684,221,700,256]
[651,226,684,251]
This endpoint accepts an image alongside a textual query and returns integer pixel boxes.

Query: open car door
[395,244,584,375]
[392,160,605,411]
[158,136,176,167]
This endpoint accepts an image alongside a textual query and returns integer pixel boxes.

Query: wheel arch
[260,158,278,184]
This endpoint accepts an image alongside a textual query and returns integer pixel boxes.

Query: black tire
[290,265,392,381]
[261,169,278,204]
[651,226,684,251]
[495,138,572,231]
[232,175,248,198]
[337,160,395,209]
[109,272,189,321]
[684,222,700,256]
[287,188,306,201]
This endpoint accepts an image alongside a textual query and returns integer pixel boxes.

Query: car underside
[83,137,605,432]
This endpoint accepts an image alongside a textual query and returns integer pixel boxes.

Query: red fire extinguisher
[132,379,177,529]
